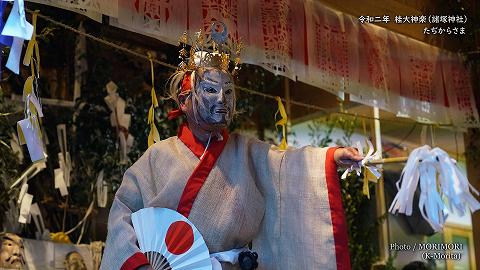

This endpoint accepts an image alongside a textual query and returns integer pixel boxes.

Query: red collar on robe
[176,123,229,217]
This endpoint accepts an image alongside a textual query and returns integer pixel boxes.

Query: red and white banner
[394,33,449,124]
[188,0,248,43]
[28,0,116,18]
[114,0,187,45]
[29,0,480,127]
[300,1,359,95]
[351,23,400,111]
[27,0,103,22]
[246,0,305,80]
[442,53,480,127]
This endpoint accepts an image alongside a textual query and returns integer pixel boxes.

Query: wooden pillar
[372,107,389,263]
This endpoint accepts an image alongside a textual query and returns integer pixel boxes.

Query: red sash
[176,123,229,217]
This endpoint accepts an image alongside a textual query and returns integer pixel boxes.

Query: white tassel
[389,145,430,216]
[340,140,381,180]
[389,146,480,232]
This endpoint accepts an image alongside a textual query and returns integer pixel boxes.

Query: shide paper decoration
[389,146,480,232]
[17,92,46,163]
[30,203,50,240]
[54,124,71,197]
[2,0,33,74]
[96,170,107,208]
[10,161,46,228]
[104,81,134,162]
[274,96,288,150]
[15,9,45,163]
[341,140,382,198]
[147,54,160,147]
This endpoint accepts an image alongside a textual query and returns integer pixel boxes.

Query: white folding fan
[131,207,212,270]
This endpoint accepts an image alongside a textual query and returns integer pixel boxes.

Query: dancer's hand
[334,147,363,167]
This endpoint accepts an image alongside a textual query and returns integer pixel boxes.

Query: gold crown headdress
[177,22,243,76]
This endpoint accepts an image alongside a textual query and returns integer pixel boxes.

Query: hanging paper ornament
[18,192,32,224]
[16,176,28,204]
[52,124,71,197]
[17,94,46,162]
[56,124,72,186]
[30,203,50,240]
[96,170,108,208]
[2,0,34,74]
[432,147,480,215]
[132,207,212,270]
[54,168,68,197]
[147,53,160,147]
[16,21,45,163]
[9,161,46,190]
[274,96,288,150]
[104,81,135,163]
[341,139,382,198]
[23,11,40,74]
[0,2,13,47]
[389,145,480,232]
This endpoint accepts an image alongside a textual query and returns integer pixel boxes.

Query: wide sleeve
[100,149,156,270]
[251,143,351,270]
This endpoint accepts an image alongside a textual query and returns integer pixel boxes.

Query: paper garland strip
[147,53,160,147]
[274,96,288,150]
[389,145,480,232]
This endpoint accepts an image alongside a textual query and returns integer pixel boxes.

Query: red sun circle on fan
[165,221,194,255]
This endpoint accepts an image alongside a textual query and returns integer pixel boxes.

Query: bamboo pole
[367,156,409,165]
[373,107,390,263]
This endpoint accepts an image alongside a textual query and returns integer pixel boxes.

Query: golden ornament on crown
[177,21,244,76]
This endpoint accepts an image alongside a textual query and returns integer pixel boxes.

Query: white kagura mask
[182,68,236,131]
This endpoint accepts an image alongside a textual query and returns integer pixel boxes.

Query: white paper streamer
[18,193,33,224]
[2,0,33,74]
[17,181,28,204]
[10,161,46,190]
[104,81,135,163]
[341,139,382,180]
[389,145,480,232]
[54,168,68,197]
[17,93,46,162]
[30,203,49,240]
[96,170,108,208]
[17,117,45,162]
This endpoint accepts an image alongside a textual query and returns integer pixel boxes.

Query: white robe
[100,132,350,270]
